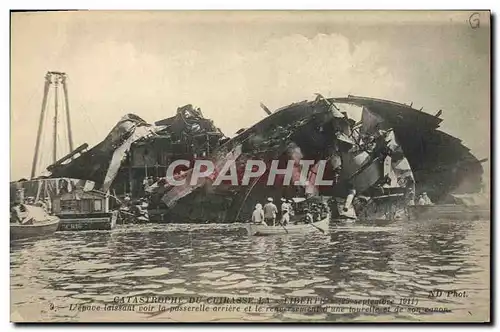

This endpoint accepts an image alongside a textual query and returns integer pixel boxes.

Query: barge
[52,187,116,231]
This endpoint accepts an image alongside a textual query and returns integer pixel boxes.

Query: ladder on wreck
[30,71,74,179]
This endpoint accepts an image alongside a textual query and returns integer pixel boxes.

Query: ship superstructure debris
[144,95,484,222]
[23,95,485,222]
[48,104,226,199]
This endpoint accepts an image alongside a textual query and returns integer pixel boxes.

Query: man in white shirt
[263,197,278,226]
[422,192,433,205]
[252,203,265,225]
[280,198,290,225]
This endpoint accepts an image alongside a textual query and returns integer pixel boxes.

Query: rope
[59,91,70,155]
[89,189,122,204]
[79,105,99,142]
[232,134,295,221]
[55,84,68,163]
[234,173,265,221]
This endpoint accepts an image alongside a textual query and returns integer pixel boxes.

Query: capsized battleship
[150,95,485,222]
[38,95,486,222]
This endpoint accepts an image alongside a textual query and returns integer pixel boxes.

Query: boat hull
[246,216,329,236]
[57,212,117,231]
[10,217,60,240]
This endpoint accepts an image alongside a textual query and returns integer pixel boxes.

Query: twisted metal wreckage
[24,95,485,222]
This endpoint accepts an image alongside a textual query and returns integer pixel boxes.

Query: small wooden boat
[246,215,329,236]
[10,205,60,240]
[11,178,117,231]
[332,217,356,223]
[11,217,60,240]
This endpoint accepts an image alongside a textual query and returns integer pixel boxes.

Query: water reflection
[10,219,489,322]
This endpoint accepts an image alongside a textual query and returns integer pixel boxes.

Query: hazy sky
[10,11,490,181]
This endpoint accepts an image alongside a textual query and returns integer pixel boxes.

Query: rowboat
[10,216,60,240]
[246,215,329,236]
[10,204,61,240]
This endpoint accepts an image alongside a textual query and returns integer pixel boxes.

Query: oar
[310,223,326,234]
[275,220,289,234]
[307,218,327,234]
[120,210,135,216]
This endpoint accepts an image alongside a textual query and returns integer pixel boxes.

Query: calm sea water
[10,219,490,322]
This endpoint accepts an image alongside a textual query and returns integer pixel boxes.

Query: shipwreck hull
[155,96,484,222]
[31,95,484,223]
[48,114,150,187]
[46,106,225,198]
[158,99,391,222]
[329,96,484,202]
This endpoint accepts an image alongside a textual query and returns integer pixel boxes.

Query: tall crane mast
[30,71,74,179]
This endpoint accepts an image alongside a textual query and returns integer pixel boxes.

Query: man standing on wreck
[263,197,278,226]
